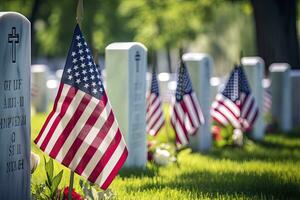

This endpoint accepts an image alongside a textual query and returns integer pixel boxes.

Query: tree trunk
[251,0,300,73]
[166,45,172,73]
[30,0,42,58]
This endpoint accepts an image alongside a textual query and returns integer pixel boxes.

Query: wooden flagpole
[68,1,83,200]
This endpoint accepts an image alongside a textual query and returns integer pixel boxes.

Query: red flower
[63,187,83,200]
[212,126,222,141]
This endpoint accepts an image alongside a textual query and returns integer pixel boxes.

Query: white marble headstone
[290,70,300,128]
[269,63,292,132]
[105,42,147,167]
[241,57,265,140]
[31,64,49,113]
[0,12,31,200]
[182,53,213,152]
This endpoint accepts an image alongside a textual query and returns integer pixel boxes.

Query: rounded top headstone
[31,64,47,73]
[106,42,147,51]
[0,12,30,24]
[241,57,264,66]
[269,63,290,72]
[182,53,211,61]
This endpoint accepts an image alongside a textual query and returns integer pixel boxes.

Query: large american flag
[146,71,165,136]
[170,62,205,146]
[34,25,128,190]
[211,66,259,131]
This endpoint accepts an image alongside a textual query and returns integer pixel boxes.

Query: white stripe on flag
[172,116,188,145]
[44,88,86,154]
[149,115,164,136]
[146,97,160,121]
[213,102,240,128]
[82,120,119,178]
[147,106,163,130]
[36,84,71,147]
[211,109,228,125]
[96,139,127,185]
[146,93,156,109]
[191,92,205,123]
[55,96,99,162]
[183,94,199,127]
[216,94,240,117]
[68,105,111,170]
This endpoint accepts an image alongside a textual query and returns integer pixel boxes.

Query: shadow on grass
[118,164,159,178]
[208,133,300,162]
[126,170,300,199]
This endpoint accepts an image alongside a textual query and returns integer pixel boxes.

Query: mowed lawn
[31,110,300,200]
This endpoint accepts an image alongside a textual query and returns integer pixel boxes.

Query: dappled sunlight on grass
[31,108,300,199]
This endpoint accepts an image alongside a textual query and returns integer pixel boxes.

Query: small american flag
[263,89,272,113]
[211,66,259,131]
[34,25,128,190]
[146,71,165,136]
[170,62,204,146]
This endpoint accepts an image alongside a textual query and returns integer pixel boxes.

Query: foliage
[79,180,116,200]
[32,158,64,200]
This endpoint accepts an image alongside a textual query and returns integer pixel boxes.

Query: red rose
[63,187,84,200]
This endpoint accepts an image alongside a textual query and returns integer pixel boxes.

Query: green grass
[31,108,300,200]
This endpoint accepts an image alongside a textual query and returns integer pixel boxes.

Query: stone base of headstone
[105,42,147,167]
[269,63,292,132]
[182,53,213,152]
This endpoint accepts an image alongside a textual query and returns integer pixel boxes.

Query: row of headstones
[30,43,298,166]
[104,43,299,169]
[0,12,297,199]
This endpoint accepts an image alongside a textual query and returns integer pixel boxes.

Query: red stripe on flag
[243,98,254,119]
[34,83,64,144]
[147,112,164,135]
[216,100,239,119]
[173,105,189,144]
[49,94,92,158]
[88,130,122,183]
[75,111,115,174]
[62,98,107,167]
[40,86,78,151]
[190,93,203,123]
[180,99,196,129]
[101,147,128,190]
[146,100,160,123]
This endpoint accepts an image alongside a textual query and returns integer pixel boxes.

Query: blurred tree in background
[0,0,299,73]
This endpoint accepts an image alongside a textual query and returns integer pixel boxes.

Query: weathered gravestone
[31,64,49,113]
[290,70,300,129]
[182,53,213,152]
[269,63,292,132]
[105,43,147,167]
[0,12,31,200]
[241,57,265,140]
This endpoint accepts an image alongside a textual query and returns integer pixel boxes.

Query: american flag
[146,71,165,136]
[211,66,259,131]
[263,89,272,113]
[170,62,205,146]
[34,25,128,190]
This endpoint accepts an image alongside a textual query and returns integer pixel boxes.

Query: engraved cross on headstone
[135,51,140,73]
[8,27,19,63]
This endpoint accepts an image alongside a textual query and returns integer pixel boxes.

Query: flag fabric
[34,25,128,190]
[170,62,205,146]
[146,71,165,136]
[263,89,272,113]
[211,66,259,131]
